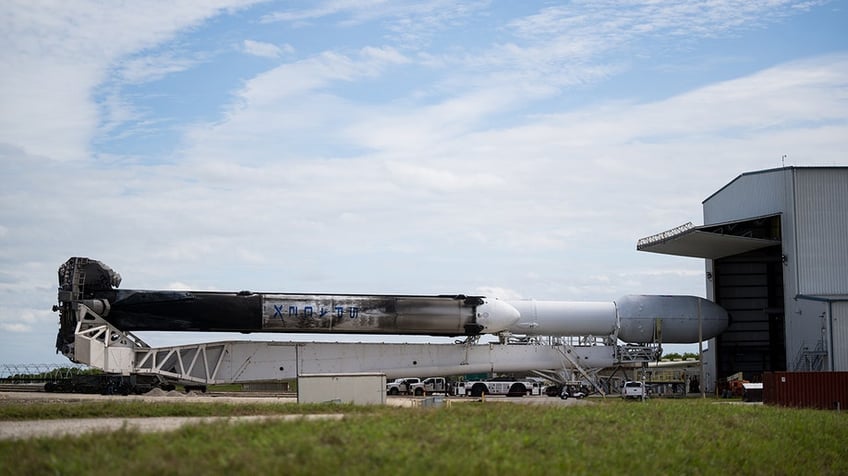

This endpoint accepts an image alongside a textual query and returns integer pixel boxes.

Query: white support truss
[70,303,662,386]
[71,304,149,374]
[134,343,231,384]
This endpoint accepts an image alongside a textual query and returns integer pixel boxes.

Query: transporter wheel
[414,388,424,396]
[507,383,526,397]
[470,383,488,397]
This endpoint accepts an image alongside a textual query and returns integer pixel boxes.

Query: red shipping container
[763,372,848,410]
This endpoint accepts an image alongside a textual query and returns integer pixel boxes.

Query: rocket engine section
[98,291,519,336]
[53,258,522,359]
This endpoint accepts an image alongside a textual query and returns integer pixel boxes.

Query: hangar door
[712,245,786,377]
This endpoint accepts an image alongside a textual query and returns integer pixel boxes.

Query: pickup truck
[622,381,646,400]
[408,377,448,396]
[386,377,420,395]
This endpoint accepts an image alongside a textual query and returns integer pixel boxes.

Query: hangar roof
[702,166,848,204]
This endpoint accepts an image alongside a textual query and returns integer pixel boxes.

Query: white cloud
[0,323,29,333]
[508,1,816,42]
[0,306,54,335]
[261,0,485,30]
[118,53,202,84]
[235,51,369,104]
[475,287,525,301]
[516,56,848,154]
[182,53,847,227]
[0,0,262,161]
[243,39,294,58]
[261,0,391,23]
[360,46,409,64]
[167,282,201,291]
[385,162,504,192]
[458,1,827,94]
[180,47,417,164]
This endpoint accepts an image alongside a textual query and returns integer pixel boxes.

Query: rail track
[0,384,299,399]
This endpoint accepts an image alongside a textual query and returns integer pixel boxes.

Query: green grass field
[1,398,845,475]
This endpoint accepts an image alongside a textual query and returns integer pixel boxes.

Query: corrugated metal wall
[794,169,848,295]
[703,169,789,226]
[763,371,848,410]
[833,302,848,371]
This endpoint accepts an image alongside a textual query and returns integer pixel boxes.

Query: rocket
[54,258,728,357]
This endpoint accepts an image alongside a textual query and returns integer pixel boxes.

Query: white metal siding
[794,169,848,295]
[832,302,848,372]
[703,169,789,225]
[705,169,799,326]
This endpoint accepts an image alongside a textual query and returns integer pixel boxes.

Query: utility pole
[699,298,705,399]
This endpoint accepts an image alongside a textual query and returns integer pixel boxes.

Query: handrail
[637,222,695,249]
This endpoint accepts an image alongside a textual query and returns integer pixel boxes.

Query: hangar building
[638,166,848,389]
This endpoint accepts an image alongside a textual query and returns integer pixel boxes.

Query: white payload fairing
[505,295,728,343]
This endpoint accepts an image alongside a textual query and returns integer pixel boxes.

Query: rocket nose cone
[477,299,521,333]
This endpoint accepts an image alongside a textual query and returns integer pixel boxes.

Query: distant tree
[682,352,699,360]
[662,352,683,360]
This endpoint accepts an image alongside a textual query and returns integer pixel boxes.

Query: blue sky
[1,0,847,365]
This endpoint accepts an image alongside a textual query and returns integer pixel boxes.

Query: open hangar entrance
[638,167,848,391]
[709,223,785,375]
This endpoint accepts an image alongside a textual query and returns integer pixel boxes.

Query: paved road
[0,414,345,441]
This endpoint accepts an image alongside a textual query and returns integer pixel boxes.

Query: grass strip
[1,399,845,475]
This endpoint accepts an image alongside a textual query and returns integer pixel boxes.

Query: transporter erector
[52,257,728,393]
